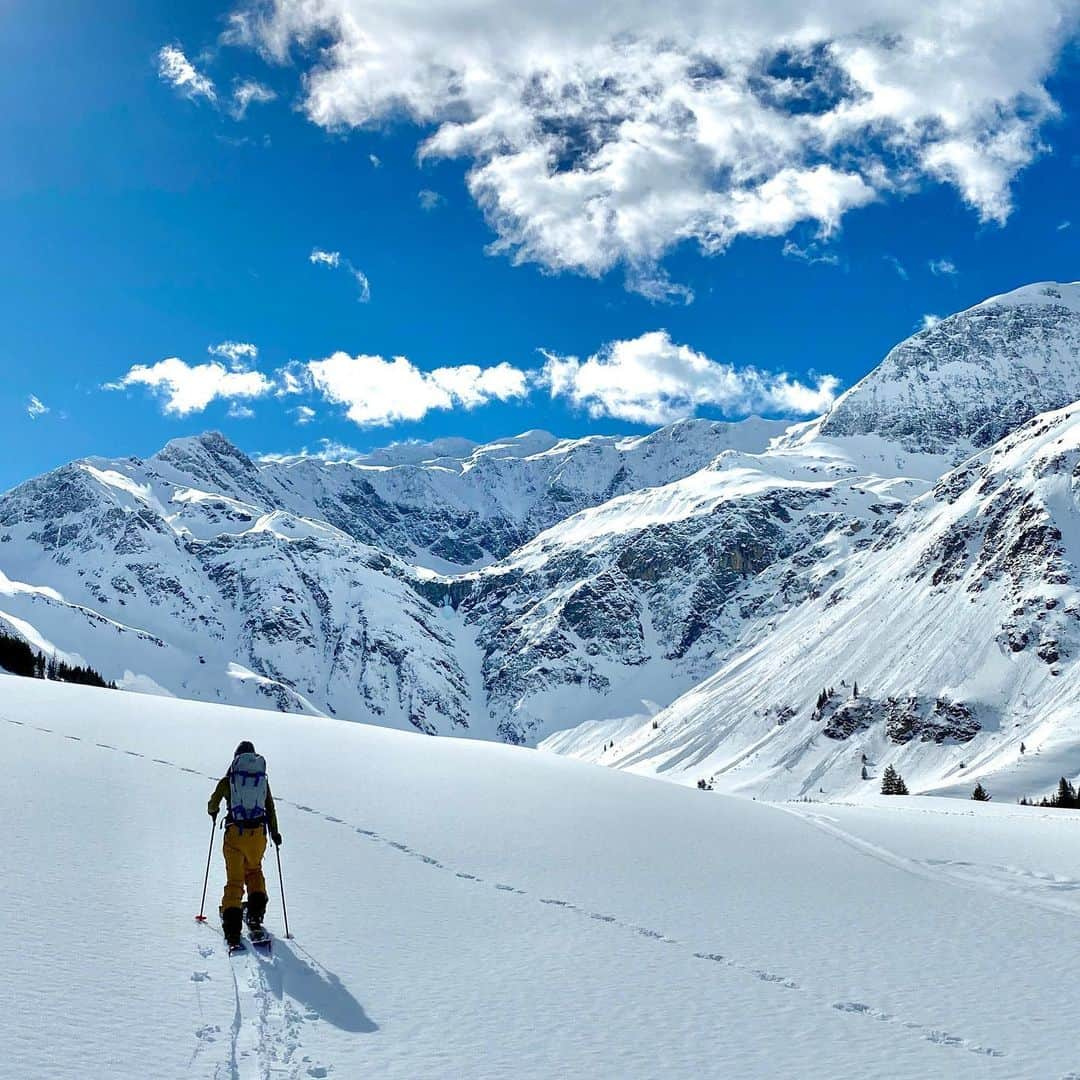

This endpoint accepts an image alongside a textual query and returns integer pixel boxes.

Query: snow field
[6,676,1080,1077]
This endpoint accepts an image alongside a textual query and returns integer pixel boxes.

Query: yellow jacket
[208,775,279,833]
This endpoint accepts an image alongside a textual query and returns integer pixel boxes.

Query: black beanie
[235,740,256,756]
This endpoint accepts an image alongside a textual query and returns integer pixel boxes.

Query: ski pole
[195,815,217,923]
[275,841,293,939]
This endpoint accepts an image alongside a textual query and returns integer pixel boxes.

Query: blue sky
[1,0,1077,490]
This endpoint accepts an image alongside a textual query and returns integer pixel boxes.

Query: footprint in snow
[190,971,211,983]
[753,970,797,988]
[324,816,344,824]
[832,1002,891,1021]
[197,945,215,959]
[455,872,480,882]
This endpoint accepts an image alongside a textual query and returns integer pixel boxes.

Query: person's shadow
[261,939,378,1034]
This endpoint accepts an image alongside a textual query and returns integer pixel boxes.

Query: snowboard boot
[246,891,268,933]
[221,906,244,949]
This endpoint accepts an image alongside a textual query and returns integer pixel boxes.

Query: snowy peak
[814,281,1080,454]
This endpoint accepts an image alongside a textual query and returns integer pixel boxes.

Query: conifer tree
[971,783,991,802]
[881,764,899,795]
[861,765,869,781]
[1056,777,1077,808]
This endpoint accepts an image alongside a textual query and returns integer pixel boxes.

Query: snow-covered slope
[7,675,1080,1078]
[569,401,1080,801]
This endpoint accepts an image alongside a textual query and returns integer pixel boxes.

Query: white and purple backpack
[228,752,268,827]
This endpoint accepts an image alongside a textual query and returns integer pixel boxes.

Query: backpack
[228,751,268,826]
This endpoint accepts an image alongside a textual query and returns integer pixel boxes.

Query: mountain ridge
[4,281,1080,797]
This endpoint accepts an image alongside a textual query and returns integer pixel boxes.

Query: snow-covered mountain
[262,417,787,572]
[809,281,1080,455]
[0,418,784,736]
[4,281,1080,797]
[554,399,1080,800]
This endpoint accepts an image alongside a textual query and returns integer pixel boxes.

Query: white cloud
[226,0,1076,296]
[352,268,371,303]
[929,258,958,276]
[919,313,943,331]
[884,255,908,280]
[309,248,371,301]
[258,438,363,463]
[782,240,840,267]
[369,153,382,167]
[106,358,273,416]
[208,341,258,367]
[1058,220,1071,230]
[294,405,317,424]
[541,331,838,424]
[418,189,445,211]
[307,352,528,426]
[26,395,49,419]
[275,362,309,397]
[227,402,256,419]
[157,46,216,103]
[231,79,277,119]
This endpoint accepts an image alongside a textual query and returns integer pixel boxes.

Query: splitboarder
[207,741,282,950]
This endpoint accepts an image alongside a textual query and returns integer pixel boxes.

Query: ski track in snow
[790,806,1080,921]
[5,716,1013,1067]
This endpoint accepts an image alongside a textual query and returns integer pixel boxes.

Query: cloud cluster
[309,248,371,302]
[107,332,839,428]
[226,0,1076,296]
[157,46,275,120]
[106,358,273,416]
[307,352,528,426]
[26,395,49,420]
[542,331,838,424]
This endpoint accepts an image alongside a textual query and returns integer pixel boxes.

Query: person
[207,740,282,947]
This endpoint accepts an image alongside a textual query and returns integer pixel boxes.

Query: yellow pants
[220,825,267,911]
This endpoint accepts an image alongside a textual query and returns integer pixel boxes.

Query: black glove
[272,832,282,847]
[209,808,218,819]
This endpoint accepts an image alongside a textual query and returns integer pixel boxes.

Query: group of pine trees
[880,764,909,795]
[0,630,114,689]
[1020,777,1080,809]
